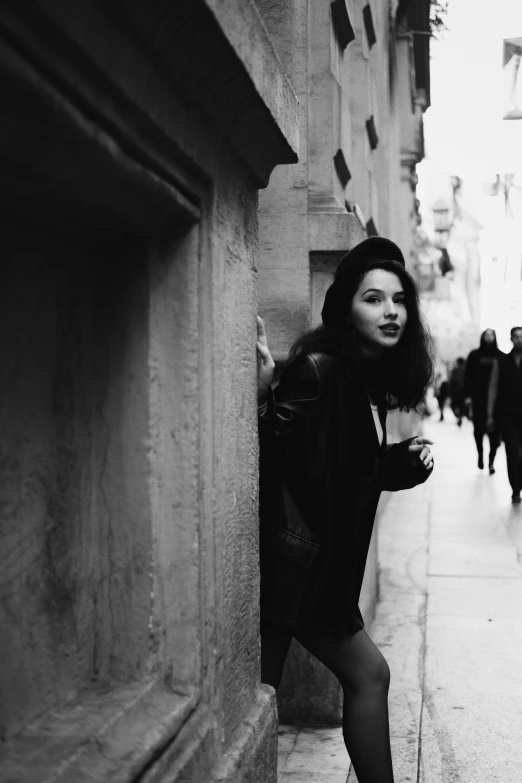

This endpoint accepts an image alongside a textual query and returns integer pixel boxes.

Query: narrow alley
[278,411,522,782]
[3,4,521,782]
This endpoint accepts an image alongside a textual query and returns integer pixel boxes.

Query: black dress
[259,351,431,636]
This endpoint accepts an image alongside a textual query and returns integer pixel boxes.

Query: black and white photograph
[1,1,522,782]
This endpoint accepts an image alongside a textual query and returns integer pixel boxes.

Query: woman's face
[483,329,495,345]
[350,268,408,358]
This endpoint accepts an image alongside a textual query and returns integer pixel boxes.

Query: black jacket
[489,351,522,418]
[464,348,503,421]
[259,352,432,634]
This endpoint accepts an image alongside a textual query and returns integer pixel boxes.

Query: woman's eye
[365,297,380,304]
[394,299,405,306]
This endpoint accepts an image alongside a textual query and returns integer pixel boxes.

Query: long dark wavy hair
[287,258,434,411]
[479,328,499,354]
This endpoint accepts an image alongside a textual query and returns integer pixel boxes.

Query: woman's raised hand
[409,436,434,471]
[256,316,275,404]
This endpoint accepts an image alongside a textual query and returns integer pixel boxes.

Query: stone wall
[0,1,298,780]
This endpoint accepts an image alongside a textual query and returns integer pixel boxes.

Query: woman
[464,329,503,473]
[257,237,433,783]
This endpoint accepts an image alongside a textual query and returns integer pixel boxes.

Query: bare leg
[296,627,394,783]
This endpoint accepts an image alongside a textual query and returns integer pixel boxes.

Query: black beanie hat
[321,237,405,328]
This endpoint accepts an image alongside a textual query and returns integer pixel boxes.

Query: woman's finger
[409,439,434,469]
[257,316,268,346]
[257,341,273,361]
[412,437,434,446]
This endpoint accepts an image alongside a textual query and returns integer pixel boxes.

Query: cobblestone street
[278,411,522,782]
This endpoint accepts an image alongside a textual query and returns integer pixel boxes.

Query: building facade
[255,0,430,722]
[0,2,297,782]
[416,171,483,369]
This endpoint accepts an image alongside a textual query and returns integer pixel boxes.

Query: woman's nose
[384,301,398,318]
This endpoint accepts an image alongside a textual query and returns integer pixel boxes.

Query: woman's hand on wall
[256,316,275,404]
[409,437,434,471]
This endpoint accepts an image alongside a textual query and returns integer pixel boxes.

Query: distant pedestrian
[488,326,522,503]
[449,357,466,426]
[257,237,434,783]
[434,370,449,421]
[464,329,503,473]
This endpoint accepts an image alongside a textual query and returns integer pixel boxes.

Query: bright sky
[418,0,522,349]
[423,0,522,183]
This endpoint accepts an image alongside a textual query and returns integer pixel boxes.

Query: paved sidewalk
[278,414,522,782]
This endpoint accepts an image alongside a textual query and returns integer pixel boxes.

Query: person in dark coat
[449,357,466,426]
[487,326,522,502]
[257,237,434,783]
[464,329,503,472]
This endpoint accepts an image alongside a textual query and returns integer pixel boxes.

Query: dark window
[407,0,431,106]
[333,149,352,188]
[363,4,376,48]
[439,248,453,276]
[365,116,379,150]
[366,217,378,236]
[331,0,355,50]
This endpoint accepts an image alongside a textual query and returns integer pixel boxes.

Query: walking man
[488,327,522,502]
